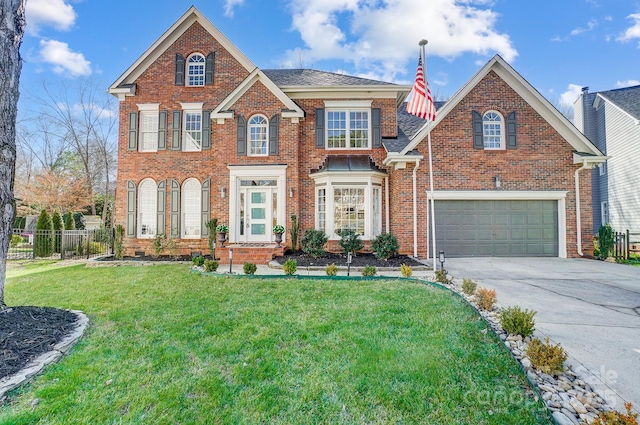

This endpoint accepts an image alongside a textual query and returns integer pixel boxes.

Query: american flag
[406,55,436,121]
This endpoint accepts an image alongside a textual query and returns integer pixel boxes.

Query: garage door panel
[435,200,558,257]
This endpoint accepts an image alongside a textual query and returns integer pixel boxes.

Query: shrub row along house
[109,6,606,263]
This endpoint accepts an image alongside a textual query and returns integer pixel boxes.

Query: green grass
[1,265,552,424]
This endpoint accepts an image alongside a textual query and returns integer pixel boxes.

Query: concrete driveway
[445,257,640,412]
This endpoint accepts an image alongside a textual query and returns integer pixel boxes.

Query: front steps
[213,243,286,265]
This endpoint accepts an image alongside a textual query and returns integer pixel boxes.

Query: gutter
[574,160,589,257]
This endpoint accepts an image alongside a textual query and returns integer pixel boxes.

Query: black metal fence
[613,230,640,260]
[9,228,112,260]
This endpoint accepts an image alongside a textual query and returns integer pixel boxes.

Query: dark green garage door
[434,200,558,257]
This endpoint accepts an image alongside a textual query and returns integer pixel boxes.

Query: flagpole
[419,39,437,271]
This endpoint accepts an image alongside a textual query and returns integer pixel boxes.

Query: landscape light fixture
[347,252,352,276]
[439,251,445,271]
[229,248,233,274]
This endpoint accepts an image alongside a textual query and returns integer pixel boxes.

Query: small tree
[113,224,124,260]
[206,218,218,256]
[35,209,54,257]
[51,209,63,253]
[290,214,299,252]
[64,211,76,230]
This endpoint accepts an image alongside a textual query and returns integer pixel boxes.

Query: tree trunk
[0,0,26,309]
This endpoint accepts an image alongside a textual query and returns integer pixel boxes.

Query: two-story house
[109,6,605,262]
[575,85,640,234]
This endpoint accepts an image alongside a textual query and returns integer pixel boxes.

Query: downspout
[574,159,589,257]
[385,176,390,233]
[413,159,420,257]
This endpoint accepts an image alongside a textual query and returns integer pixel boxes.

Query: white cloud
[223,0,245,18]
[617,13,640,44]
[616,79,640,88]
[39,39,91,77]
[283,0,517,82]
[25,0,76,35]
[570,19,597,36]
[560,84,583,107]
[72,103,116,119]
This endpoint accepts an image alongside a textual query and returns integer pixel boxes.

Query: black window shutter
[237,115,247,155]
[372,108,381,148]
[269,114,279,155]
[201,179,210,238]
[205,52,214,85]
[472,110,484,149]
[170,180,180,238]
[128,112,138,151]
[175,54,185,86]
[506,111,517,149]
[315,108,325,148]
[171,110,182,150]
[157,180,166,236]
[202,110,211,150]
[126,181,136,237]
[158,111,167,150]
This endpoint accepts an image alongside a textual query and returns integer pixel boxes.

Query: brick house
[109,6,605,262]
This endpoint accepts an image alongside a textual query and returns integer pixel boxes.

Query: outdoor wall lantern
[221,187,227,198]
[439,250,445,271]
[289,187,294,198]
[229,247,233,274]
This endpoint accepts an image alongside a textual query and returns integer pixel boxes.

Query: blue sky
[18,0,640,116]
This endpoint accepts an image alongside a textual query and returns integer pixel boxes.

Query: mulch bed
[0,306,78,380]
[274,251,426,268]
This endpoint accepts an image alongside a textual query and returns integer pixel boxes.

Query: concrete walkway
[443,257,640,411]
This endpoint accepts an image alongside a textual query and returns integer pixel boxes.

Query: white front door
[240,188,273,242]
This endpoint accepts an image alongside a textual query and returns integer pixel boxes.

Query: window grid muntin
[326,109,369,149]
[249,115,268,156]
[187,54,205,87]
[184,111,202,151]
[483,111,504,149]
[138,179,157,238]
[182,178,201,238]
[317,188,326,232]
[333,187,365,236]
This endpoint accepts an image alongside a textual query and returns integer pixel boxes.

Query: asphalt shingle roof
[310,155,385,174]
[598,85,640,120]
[384,101,446,152]
[263,69,399,87]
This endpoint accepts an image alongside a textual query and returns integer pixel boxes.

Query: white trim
[323,100,372,108]
[482,110,506,150]
[427,190,568,258]
[185,53,206,87]
[180,102,204,110]
[137,103,160,111]
[324,108,372,150]
[109,6,255,93]
[601,200,609,225]
[401,55,604,158]
[248,114,269,157]
[228,165,287,243]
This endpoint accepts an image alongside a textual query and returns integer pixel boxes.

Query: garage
[434,200,558,257]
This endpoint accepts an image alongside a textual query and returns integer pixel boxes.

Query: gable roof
[398,55,605,160]
[109,6,255,93]
[594,85,640,121]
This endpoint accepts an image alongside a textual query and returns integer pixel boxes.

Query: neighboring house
[109,6,605,262]
[575,86,640,234]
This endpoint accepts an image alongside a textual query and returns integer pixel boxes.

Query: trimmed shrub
[52,209,63,253]
[114,225,125,260]
[462,278,477,295]
[435,269,453,284]
[475,287,497,311]
[499,306,536,337]
[300,229,328,258]
[88,241,103,255]
[152,233,168,258]
[598,224,614,259]
[400,263,413,277]
[370,233,399,260]
[290,214,299,252]
[325,263,338,276]
[338,229,364,256]
[593,402,638,425]
[204,260,219,272]
[526,337,567,376]
[35,209,54,258]
[64,212,76,230]
[243,262,257,275]
[10,234,22,248]
[362,265,377,276]
[283,259,297,275]
[192,256,205,267]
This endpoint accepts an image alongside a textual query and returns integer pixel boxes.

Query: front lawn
[2,264,551,424]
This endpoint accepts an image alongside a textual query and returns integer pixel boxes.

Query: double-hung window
[325,100,371,149]
[138,179,157,238]
[186,53,205,87]
[138,104,160,152]
[483,111,505,149]
[182,178,201,238]
[181,103,203,152]
[249,115,268,156]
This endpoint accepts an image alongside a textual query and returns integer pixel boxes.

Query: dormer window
[187,53,205,87]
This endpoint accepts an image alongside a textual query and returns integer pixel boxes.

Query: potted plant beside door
[273,224,285,247]
[216,224,229,248]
